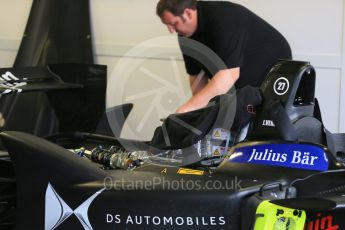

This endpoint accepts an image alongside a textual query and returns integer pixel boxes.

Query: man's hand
[176,101,198,113]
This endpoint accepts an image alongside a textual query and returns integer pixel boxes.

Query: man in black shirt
[156,0,291,113]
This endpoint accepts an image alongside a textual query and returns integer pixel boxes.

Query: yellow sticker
[213,149,220,156]
[214,130,221,138]
[177,168,204,176]
[161,168,167,174]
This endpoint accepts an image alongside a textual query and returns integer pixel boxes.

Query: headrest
[249,60,320,142]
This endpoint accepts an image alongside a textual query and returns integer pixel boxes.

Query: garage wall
[0,0,344,140]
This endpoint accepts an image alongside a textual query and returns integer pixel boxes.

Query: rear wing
[0,66,82,94]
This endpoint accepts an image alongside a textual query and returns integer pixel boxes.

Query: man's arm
[176,67,240,113]
[189,71,208,95]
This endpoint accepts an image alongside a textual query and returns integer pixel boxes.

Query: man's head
[156,0,198,37]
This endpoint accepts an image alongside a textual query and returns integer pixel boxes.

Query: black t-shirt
[179,1,292,89]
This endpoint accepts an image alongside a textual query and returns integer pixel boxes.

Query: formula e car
[0,60,345,230]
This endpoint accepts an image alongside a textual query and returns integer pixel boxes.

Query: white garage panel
[0,0,31,40]
[0,50,16,67]
[314,68,341,133]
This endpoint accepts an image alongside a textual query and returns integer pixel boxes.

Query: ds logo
[273,77,289,96]
[45,183,105,230]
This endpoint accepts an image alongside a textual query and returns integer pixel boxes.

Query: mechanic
[156,0,292,113]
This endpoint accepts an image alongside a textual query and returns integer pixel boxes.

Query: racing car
[0,60,345,230]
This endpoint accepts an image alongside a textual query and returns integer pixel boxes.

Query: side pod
[0,131,108,229]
